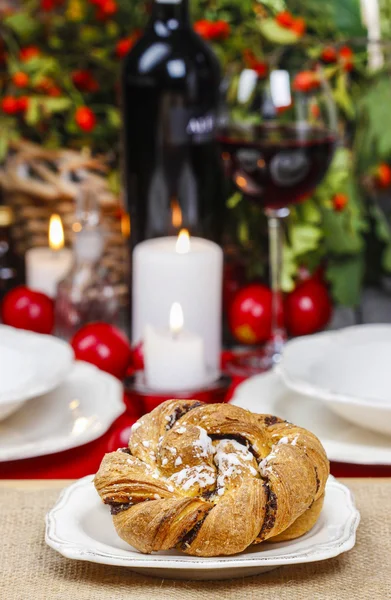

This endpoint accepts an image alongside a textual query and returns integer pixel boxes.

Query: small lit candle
[133,230,223,376]
[26,214,73,298]
[144,302,210,392]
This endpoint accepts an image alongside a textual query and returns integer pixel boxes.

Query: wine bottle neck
[151,0,190,26]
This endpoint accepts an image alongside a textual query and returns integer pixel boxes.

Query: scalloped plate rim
[45,475,360,571]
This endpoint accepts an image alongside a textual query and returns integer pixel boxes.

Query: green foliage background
[2,0,391,305]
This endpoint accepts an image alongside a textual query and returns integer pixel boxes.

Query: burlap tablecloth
[0,479,390,600]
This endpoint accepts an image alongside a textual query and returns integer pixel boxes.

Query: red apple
[285,280,332,337]
[1,286,54,334]
[229,284,272,345]
[71,322,132,379]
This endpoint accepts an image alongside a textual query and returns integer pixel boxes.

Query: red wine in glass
[218,124,337,209]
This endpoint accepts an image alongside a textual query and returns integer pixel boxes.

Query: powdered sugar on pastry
[169,465,216,491]
[193,426,215,458]
[214,440,258,489]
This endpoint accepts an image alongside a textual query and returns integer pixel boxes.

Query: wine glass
[218,64,338,375]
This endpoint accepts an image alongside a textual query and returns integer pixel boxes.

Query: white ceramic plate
[232,371,391,465]
[45,475,359,581]
[0,345,37,420]
[0,361,125,461]
[0,326,74,420]
[277,325,391,436]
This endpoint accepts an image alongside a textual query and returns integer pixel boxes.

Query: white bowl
[231,370,391,465]
[0,361,125,461]
[0,326,74,421]
[278,325,391,436]
[0,345,37,420]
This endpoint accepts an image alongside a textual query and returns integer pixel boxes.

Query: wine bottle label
[168,107,216,145]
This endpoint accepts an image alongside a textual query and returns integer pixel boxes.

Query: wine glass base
[224,347,280,378]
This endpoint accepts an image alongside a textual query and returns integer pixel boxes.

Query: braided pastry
[94,400,329,557]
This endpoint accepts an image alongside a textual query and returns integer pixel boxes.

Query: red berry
[41,0,56,9]
[229,284,272,345]
[75,106,97,132]
[310,102,321,119]
[211,20,231,40]
[293,71,319,93]
[35,76,60,96]
[48,86,62,97]
[339,46,354,72]
[1,96,19,115]
[276,11,294,29]
[1,286,55,334]
[71,323,132,379]
[116,37,134,58]
[332,193,348,212]
[243,50,268,78]
[71,69,99,92]
[194,19,230,41]
[291,17,306,36]
[17,96,29,113]
[321,46,338,63]
[12,72,29,88]
[19,46,40,62]
[285,280,332,337]
[96,0,117,19]
[375,163,391,189]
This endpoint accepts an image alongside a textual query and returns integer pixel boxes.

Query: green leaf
[238,220,249,244]
[329,0,366,37]
[108,170,121,196]
[326,255,365,306]
[299,199,322,225]
[321,207,364,255]
[4,13,39,40]
[0,136,8,163]
[370,204,391,243]
[107,107,121,128]
[26,98,40,126]
[227,192,243,209]
[48,36,63,50]
[355,76,391,170]
[383,244,391,272]
[333,72,355,119]
[290,223,322,256]
[281,244,297,293]
[41,97,72,113]
[258,19,299,45]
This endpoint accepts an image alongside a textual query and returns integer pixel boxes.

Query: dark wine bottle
[0,205,22,300]
[121,0,225,247]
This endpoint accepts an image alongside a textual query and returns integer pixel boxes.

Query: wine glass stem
[265,207,289,366]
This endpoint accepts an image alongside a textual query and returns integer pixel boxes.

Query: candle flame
[49,214,64,251]
[171,198,182,228]
[176,229,190,254]
[170,302,184,335]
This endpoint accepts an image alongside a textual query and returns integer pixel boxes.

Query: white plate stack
[0,325,125,461]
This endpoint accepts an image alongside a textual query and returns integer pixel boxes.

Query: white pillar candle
[133,231,223,376]
[26,214,73,298]
[144,302,210,391]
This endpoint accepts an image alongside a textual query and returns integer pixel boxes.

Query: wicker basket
[0,140,129,298]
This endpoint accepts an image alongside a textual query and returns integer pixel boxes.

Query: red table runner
[1,383,390,479]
